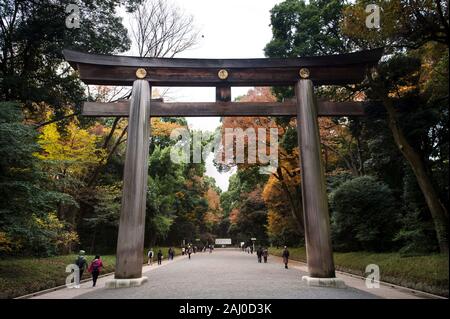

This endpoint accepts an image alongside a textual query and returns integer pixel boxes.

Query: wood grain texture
[63,48,383,86]
[216,86,231,102]
[114,80,150,279]
[63,48,383,68]
[82,101,366,117]
[295,79,336,278]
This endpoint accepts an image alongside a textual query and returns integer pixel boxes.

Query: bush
[329,176,400,252]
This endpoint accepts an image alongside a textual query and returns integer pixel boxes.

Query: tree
[83,183,122,252]
[85,0,200,188]
[35,118,105,224]
[0,0,140,113]
[265,0,449,253]
[222,88,303,233]
[0,102,76,256]
[341,1,449,253]
[130,0,199,58]
[229,188,269,246]
[204,187,222,234]
[329,176,400,251]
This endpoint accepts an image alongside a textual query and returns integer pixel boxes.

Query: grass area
[269,247,449,297]
[0,246,180,299]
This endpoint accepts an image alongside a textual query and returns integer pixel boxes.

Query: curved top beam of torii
[63,48,383,87]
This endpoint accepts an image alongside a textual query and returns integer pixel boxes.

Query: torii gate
[63,48,382,288]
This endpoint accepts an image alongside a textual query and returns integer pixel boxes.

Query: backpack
[148,251,153,258]
[91,260,100,272]
[75,256,85,268]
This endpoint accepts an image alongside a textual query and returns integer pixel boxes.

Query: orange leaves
[204,212,221,224]
[220,87,281,167]
[88,123,107,136]
[206,188,220,211]
[236,87,277,103]
[204,186,223,229]
[229,208,240,225]
[151,118,184,137]
[247,187,263,202]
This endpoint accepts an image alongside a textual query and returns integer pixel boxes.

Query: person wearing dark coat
[256,247,263,263]
[282,246,290,269]
[74,250,88,287]
[168,247,174,260]
[157,249,163,265]
[262,247,268,263]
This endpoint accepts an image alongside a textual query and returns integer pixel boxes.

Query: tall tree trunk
[280,181,304,234]
[383,96,449,254]
[87,125,128,187]
[90,229,96,255]
[274,167,304,234]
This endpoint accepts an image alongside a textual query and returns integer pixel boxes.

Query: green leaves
[329,176,400,251]
[0,102,77,256]
[265,0,348,58]
[0,0,137,112]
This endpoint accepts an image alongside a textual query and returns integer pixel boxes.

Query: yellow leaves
[33,212,63,231]
[341,0,407,45]
[56,230,80,249]
[262,175,280,204]
[267,209,286,237]
[388,85,417,98]
[175,191,185,199]
[35,120,106,178]
[0,232,18,254]
[32,212,80,251]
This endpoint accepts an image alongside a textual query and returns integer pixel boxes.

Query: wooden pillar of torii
[63,48,382,288]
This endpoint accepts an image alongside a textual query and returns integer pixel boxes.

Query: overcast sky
[123,0,283,191]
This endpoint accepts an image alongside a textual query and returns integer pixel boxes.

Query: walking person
[157,249,163,265]
[147,248,154,265]
[168,247,173,260]
[262,247,268,263]
[282,246,290,269]
[256,247,262,263]
[88,255,103,287]
[250,245,254,254]
[188,246,192,259]
[74,250,88,288]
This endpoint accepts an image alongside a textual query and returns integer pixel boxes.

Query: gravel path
[73,249,378,299]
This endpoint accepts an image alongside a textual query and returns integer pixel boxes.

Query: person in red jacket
[88,255,103,287]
